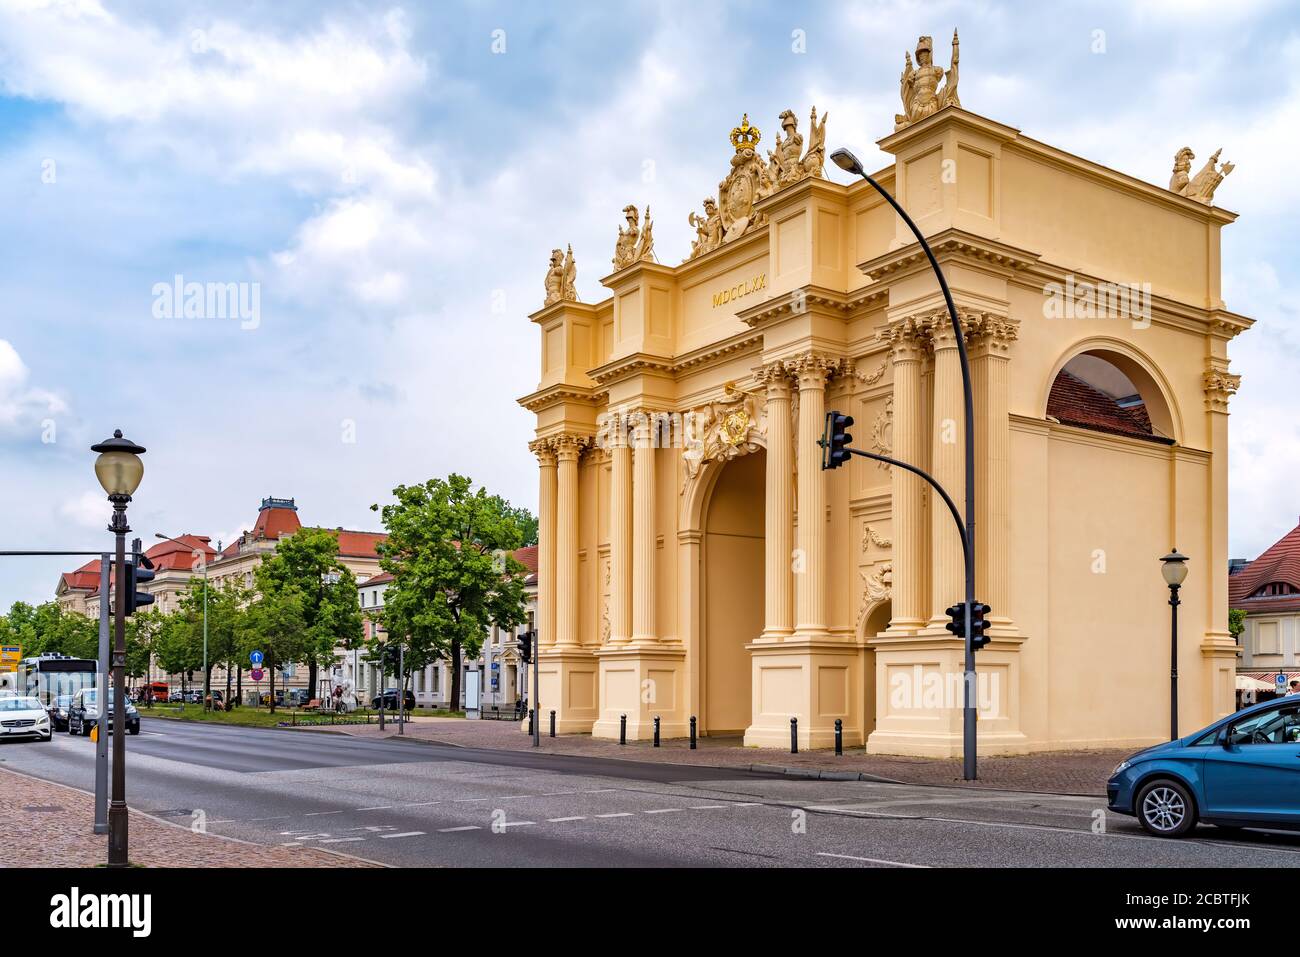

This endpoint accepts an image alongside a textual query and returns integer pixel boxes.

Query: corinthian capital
[754,359,794,397]
[877,314,930,360]
[529,438,557,467]
[1203,367,1241,413]
[783,352,842,387]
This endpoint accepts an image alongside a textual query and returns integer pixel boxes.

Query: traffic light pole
[829,148,977,781]
[532,631,540,748]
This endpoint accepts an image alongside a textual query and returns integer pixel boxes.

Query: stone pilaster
[529,440,558,648]
[553,435,587,647]
[756,361,794,640]
[878,316,929,633]
[608,428,633,645]
[923,311,968,626]
[786,352,840,638]
[631,410,658,644]
[1202,359,1242,720]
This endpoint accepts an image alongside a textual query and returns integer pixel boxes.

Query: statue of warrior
[613,204,654,270]
[544,244,576,305]
[896,30,960,130]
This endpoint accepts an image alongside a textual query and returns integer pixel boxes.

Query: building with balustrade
[520,55,1251,755]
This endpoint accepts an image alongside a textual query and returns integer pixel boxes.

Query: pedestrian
[1287,680,1300,697]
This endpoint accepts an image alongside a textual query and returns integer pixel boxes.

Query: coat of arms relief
[681,381,767,482]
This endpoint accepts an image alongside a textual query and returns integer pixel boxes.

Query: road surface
[4,717,1299,867]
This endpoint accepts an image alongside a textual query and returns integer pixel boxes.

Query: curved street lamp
[90,429,145,867]
[1161,549,1189,741]
[830,147,979,780]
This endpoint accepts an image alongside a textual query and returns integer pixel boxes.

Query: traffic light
[821,411,854,469]
[944,603,966,639]
[969,602,992,650]
[517,630,534,665]
[124,548,155,615]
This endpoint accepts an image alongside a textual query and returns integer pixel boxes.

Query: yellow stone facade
[520,103,1252,755]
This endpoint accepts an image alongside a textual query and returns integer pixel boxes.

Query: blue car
[1108,697,1300,837]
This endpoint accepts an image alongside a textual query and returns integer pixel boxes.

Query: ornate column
[631,410,658,643]
[608,423,633,645]
[925,313,966,626]
[757,362,794,639]
[879,317,929,632]
[554,435,585,647]
[1203,356,1242,720]
[786,353,839,637]
[968,313,1018,624]
[530,440,558,648]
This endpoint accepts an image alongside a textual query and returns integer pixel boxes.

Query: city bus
[15,654,97,706]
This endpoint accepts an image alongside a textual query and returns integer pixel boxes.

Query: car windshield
[0,696,43,711]
[56,695,72,708]
[1228,705,1300,745]
[83,690,126,707]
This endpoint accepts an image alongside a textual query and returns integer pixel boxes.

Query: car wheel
[128,724,140,735]
[82,721,93,737]
[1136,778,1196,837]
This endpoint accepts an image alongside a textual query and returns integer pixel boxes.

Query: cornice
[517,382,602,413]
[673,329,763,373]
[737,284,886,329]
[876,106,1021,153]
[587,351,676,386]
[858,228,1041,282]
[527,298,601,326]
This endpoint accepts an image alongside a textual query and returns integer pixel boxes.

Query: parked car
[47,693,73,732]
[168,690,186,703]
[285,689,312,707]
[0,694,53,742]
[1109,697,1300,837]
[67,688,140,737]
[371,688,416,711]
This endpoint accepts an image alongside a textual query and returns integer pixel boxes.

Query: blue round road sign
[250,650,264,666]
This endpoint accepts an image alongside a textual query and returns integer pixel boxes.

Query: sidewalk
[0,767,381,868]
[333,717,1125,795]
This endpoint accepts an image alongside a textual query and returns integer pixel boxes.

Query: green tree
[504,505,539,548]
[153,608,201,690]
[1229,608,1247,643]
[242,589,309,713]
[255,527,363,698]
[371,474,530,710]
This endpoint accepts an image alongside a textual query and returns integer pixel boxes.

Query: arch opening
[1046,350,1175,445]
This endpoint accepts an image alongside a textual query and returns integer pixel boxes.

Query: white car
[0,694,53,742]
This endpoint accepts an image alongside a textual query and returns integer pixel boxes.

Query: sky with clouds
[1,0,1297,607]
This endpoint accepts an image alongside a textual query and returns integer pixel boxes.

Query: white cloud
[59,489,109,531]
[0,339,67,434]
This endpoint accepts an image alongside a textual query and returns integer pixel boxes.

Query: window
[1227,706,1300,745]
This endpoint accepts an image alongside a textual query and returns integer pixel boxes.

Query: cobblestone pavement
[333,718,1126,795]
[0,767,382,868]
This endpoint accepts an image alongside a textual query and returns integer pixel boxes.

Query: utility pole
[94,554,110,835]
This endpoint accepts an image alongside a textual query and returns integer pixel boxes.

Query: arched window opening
[1047,352,1174,445]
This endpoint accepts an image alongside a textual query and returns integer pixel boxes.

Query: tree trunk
[307,658,318,702]
[237,666,242,703]
[225,664,233,710]
[268,657,276,714]
[450,640,462,714]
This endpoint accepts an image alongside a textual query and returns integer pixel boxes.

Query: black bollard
[620,714,627,745]
[790,716,798,754]
[834,718,843,756]
[653,715,660,747]
[550,709,556,738]
[689,715,697,750]
[527,708,534,736]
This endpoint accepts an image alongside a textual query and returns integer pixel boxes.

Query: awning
[1236,674,1276,692]
[1239,670,1300,690]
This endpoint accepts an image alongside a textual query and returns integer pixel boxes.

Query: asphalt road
[5,717,1300,867]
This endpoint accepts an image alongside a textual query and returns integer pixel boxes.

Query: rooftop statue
[612,204,655,271]
[769,106,828,187]
[895,30,960,130]
[1169,146,1234,205]
[543,244,577,306]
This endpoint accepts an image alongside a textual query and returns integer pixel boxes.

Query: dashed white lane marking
[816,852,930,869]
[732,802,764,807]
[320,837,366,844]
[596,812,633,818]
[497,821,535,828]
[355,805,393,811]
[438,826,480,833]
[547,816,586,822]
[381,831,425,839]
[305,810,348,816]
[688,805,726,810]
[643,808,681,814]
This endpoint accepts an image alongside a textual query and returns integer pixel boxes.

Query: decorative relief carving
[862,523,893,554]
[858,562,893,627]
[681,383,768,482]
[895,31,960,131]
[1203,367,1241,412]
[870,395,894,469]
[543,244,577,306]
[852,356,889,386]
[1170,147,1233,206]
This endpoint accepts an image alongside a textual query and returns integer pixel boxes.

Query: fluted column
[786,353,838,637]
[554,435,584,647]
[609,422,633,644]
[969,314,1018,621]
[631,411,658,643]
[758,362,794,639]
[531,440,558,648]
[879,317,929,631]
[926,313,966,625]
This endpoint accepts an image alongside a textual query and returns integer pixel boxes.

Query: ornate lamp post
[91,429,145,867]
[1160,549,1189,741]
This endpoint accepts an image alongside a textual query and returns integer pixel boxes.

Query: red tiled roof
[1047,371,1167,443]
[513,545,538,575]
[145,535,217,572]
[253,504,301,539]
[329,529,387,558]
[1230,521,1300,608]
[362,571,394,586]
[60,558,101,593]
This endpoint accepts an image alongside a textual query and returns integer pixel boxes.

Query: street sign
[249,650,264,666]
[0,644,20,672]
[1278,673,1288,690]
[251,668,264,682]
[490,661,500,671]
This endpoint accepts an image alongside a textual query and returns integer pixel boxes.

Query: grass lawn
[143,703,467,727]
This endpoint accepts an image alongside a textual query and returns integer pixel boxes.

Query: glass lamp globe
[1160,549,1189,588]
[90,430,146,498]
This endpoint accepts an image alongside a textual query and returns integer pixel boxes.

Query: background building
[1231,519,1300,691]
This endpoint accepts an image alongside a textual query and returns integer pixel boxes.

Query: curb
[143,714,356,736]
